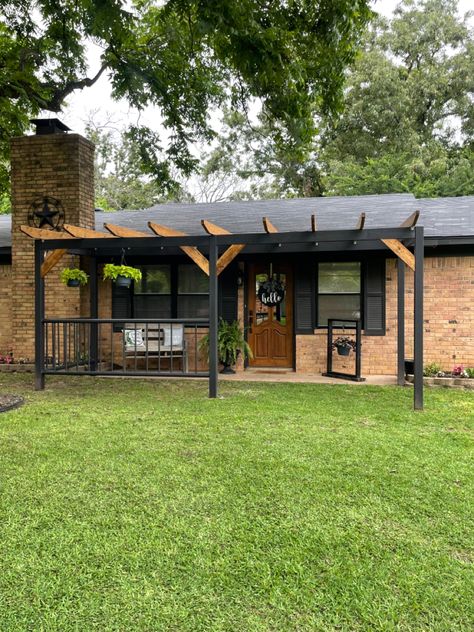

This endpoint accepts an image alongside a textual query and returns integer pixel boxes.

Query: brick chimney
[10,120,95,361]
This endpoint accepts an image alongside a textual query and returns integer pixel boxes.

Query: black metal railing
[42,318,210,377]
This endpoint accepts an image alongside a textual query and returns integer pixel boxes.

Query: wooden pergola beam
[355,212,366,230]
[201,219,245,275]
[381,238,415,271]
[41,249,67,278]
[400,210,420,228]
[201,219,229,236]
[103,223,151,237]
[20,226,73,240]
[63,224,115,239]
[263,217,278,233]
[148,221,209,276]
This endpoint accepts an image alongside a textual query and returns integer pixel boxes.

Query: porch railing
[41,318,210,377]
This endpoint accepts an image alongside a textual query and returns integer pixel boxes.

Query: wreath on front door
[258,278,285,307]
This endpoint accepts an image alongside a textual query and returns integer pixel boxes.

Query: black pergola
[27,219,425,410]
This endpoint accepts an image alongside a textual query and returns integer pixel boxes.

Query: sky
[61,0,474,136]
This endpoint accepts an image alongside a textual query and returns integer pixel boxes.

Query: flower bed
[406,375,474,389]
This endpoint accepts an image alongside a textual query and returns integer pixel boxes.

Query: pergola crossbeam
[63,224,115,239]
[104,223,151,237]
[148,221,210,276]
[400,210,420,228]
[263,217,278,233]
[356,212,366,230]
[201,219,245,275]
[20,226,73,240]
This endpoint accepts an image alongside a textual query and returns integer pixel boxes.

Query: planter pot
[67,278,81,287]
[336,345,351,356]
[220,364,236,374]
[115,275,132,288]
[405,359,414,376]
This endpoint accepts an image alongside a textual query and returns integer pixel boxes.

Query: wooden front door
[247,262,293,367]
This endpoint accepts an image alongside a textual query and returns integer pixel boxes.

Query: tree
[0,0,373,205]
[322,0,474,197]
[84,114,193,210]
[199,0,474,200]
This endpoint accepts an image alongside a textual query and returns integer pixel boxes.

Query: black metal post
[89,254,98,370]
[414,226,424,410]
[397,259,405,386]
[34,240,45,390]
[208,235,218,398]
[355,318,362,379]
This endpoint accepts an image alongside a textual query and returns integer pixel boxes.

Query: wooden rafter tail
[104,223,151,237]
[41,249,67,278]
[63,224,115,239]
[355,212,366,230]
[148,221,209,276]
[262,217,278,233]
[20,226,72,240]
[311,214,317,232]
[400,210,420,228]
[201,219,230,235]
[381,238,416,271]
[147,221,186,237]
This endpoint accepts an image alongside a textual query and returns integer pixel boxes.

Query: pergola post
[89,253,98,371]
[397,259,405,386]
[34,240,45,390]
[414,226,424,410]
[208,235,219,398]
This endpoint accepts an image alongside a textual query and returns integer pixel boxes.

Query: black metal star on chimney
[28,196,65,230]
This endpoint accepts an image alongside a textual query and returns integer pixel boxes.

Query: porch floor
[221,370,398,386]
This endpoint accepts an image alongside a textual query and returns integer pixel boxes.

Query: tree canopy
[195,0,474,200]
[0,0,373,209]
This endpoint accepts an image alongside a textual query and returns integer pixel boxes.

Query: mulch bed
[0,394,24,413]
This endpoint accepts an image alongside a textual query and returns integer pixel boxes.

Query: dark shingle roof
[1,193,473,253]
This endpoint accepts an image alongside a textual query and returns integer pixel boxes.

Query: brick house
[0,122,473,392]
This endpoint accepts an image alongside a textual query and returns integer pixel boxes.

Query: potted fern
[103,263,142,288]
[60,268,89,287]
[199,319,253,373]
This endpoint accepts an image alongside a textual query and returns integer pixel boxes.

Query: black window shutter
[112,284,132,326]
[218,265,238,323]
[295,263,314,334]
[364,259,386,335]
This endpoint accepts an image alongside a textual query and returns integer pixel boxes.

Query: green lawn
[0,374,473,631]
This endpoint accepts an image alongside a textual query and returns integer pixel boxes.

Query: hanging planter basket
[103,256,142,288]
[115,275,132,289]
[60,268,89,288]
[336,344,352,356]
[332,336,357,357]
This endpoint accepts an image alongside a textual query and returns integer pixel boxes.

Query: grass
[0,374,473,631]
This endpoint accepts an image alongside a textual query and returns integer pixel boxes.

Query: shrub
[464,367,474,378]
[423,362,442,377]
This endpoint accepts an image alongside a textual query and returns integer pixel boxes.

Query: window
[317,262,361,327]
[177,264,209,318]
[133,265,172,318]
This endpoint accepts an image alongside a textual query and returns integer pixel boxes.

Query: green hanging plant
[60,268,89,287]
[102,264,142,283]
